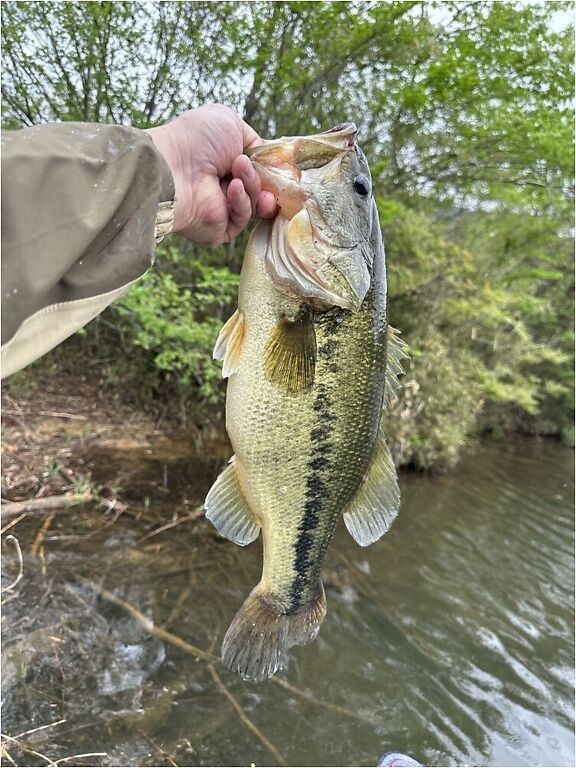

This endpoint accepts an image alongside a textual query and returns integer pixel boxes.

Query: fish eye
[353,174,370,197]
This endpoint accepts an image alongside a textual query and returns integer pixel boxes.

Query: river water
[2,438,573,767]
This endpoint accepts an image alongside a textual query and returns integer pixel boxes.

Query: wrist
[145,124,189,234]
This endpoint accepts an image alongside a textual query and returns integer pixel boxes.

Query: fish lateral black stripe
[289,382,336,611]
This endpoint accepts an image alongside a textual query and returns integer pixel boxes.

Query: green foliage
[113,266,238,402]
[383,201,573,465]
[2,1,573,467]
[385,332,484,470]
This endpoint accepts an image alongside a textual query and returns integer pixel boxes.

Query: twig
[31,512,56,556]
[207,664,286,767]
[36,411,88,421]
[138,505,205,543]
[1,512,27,535]
[161,586,192,630]
[1,493,93,518]
[1,535,23,594]
[82,581,217,662]
[0,733,56,765]
[272,678,371,723]
[54,753,107,765]
[135,728,178,768]
[1,747,16,766]
[99,497,127,517]
[11,720,66,741]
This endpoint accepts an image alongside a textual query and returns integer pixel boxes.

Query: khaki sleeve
[1,122,175,378]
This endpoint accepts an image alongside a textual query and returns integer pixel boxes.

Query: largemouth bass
[205,123,405,682]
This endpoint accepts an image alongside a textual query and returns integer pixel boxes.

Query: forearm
[1,122,175,377]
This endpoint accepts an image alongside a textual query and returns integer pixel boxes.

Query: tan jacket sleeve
[1,122,175,378]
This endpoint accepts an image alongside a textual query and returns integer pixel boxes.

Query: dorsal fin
[383,325,409,410]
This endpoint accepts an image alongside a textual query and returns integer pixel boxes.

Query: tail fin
[221,583,326,682]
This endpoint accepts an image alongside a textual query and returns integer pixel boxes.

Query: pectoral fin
[344,431,400,546]
[264,310,317,394]
[205,456,260,546]
[213,309,245,378]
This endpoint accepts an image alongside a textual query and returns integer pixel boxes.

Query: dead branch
[53,752,107,765]
[135,727,179,768]
[0,733,56,766]
[1,535,23,595]
[0,512,27,535]
[1,493,94,518]
[85,580,379,725]
[273,678,371,724]
[11,720,66,742]
[36,411,88,421]
[82,581,217,662]
[138,505,205,543]
[207,664,286,767]
[30,512,56,557]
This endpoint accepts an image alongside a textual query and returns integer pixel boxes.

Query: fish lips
[247,124,357,218]
[245,123,357,167]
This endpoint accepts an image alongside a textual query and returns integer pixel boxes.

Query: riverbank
[1,362,232,523]
[3,355,569,514]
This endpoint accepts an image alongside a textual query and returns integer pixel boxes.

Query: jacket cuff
[155,201,174,244]
[145,133,176,244]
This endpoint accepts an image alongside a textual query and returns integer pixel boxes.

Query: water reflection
[2,438,573,766]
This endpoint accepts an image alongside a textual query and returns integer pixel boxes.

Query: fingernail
[244,165,255,181]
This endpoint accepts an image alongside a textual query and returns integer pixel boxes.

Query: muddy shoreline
[2,365,232,519]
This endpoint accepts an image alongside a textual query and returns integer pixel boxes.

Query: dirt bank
[2,365,231,520]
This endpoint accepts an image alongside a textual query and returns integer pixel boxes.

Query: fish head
[247,124,376,311]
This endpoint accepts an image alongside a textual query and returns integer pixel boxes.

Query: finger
[256,191,279,219]
[226,177,253,240]
[241,119,264,150]
[231,154,260,215]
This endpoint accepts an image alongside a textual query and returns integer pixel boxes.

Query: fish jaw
[286,205,371,310]
[246,123,357,169]
[265,209,370,311]
[247,123,371,310]
[246,123,357,220]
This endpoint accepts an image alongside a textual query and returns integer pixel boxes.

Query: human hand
[146,104,277,246]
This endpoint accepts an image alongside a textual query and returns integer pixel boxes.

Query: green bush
[100,262,238,414]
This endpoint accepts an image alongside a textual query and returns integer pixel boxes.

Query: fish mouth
[249,123,369,310]
[246,123,357,220]
[245,123,357,165]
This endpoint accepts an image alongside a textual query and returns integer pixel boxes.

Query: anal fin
[264,309,316,394]
[213,309,245,378]
[344,431,400,546]
[205,456,260,546]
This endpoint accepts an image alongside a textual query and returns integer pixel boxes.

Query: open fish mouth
[247,123,370,310]
[245,123,357,167]
[246,123,357,219]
